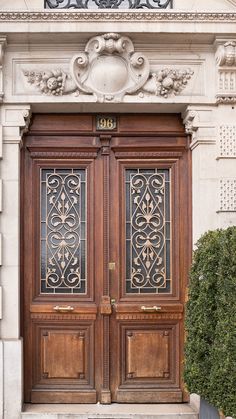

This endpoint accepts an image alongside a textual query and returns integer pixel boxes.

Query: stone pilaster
[183,104,236,242]
[0,104,31,419]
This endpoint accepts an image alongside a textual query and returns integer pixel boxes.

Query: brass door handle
[141,305,161,312]
[53,305,74,313]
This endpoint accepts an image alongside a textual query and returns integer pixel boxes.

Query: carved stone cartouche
[22,33,194,102]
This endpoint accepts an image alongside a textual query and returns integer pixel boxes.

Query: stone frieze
[22,33,194,103]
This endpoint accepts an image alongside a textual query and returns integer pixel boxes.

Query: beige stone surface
[0,341,3,419]
[3,339,22,419]
[22,403,198,418]
[0,267,20,339]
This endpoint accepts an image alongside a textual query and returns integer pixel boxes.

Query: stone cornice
[0,11,236,23]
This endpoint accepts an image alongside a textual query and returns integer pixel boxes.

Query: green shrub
[184,227,236,418]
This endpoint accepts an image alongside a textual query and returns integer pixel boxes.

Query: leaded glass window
[125,168,171,294]
[41,168,87,294]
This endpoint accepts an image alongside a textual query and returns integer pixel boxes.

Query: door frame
[20,113,192,404]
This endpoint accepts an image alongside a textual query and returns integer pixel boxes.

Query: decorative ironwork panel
[45,0,173,10]
[41,168,87,294]
[125,169,171,294]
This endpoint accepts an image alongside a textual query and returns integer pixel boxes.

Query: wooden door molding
[21,114,191,404]
[109,132,191,403]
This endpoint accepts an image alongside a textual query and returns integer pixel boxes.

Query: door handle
[53,305,74,313]
[141,305,161,312]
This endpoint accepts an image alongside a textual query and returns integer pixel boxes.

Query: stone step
[21,403,198,419]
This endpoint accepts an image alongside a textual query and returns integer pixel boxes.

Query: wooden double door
[22,114,191,404]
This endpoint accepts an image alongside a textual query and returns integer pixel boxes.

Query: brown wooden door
[22,114,191,404]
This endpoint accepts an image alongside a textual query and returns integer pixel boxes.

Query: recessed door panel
[126,329,170,379]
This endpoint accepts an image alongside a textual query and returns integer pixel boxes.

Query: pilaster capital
[214,38,236,104]
[0,104,31,147]
[182,106,216,150]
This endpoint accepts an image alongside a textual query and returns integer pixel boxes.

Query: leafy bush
[184,227,236,418]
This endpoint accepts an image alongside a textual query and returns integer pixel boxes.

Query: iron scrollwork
[126,169,171,294]
[44,0,173,9]
[41,168,87,294]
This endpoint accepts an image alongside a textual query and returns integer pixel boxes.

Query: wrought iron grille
[45,0,173,9]
[125,168,171,294]
[40,168,87,295]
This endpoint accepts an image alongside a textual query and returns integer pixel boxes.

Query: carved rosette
[70,33,150,102]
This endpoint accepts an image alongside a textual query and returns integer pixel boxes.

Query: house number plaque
[96,116,117,131]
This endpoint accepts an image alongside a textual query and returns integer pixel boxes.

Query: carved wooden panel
[42,330,86,379]
[119,323,179,387]
[126,330,169,379]
[33,321,94,387]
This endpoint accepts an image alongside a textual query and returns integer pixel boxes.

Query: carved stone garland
[23,33,194,103]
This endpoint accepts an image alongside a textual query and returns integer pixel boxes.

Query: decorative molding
[1,105,31,145]
[0,11,236,22]
[29,151,98,158]
[216,41,236,66]
[23,69,78,96]
[116,313,182,320]
[217,125,236,158]
[218,179,236,212]
[22,33,193,103]
[141,68,194,98]
[0,36,7,102]
[182,107,216,149]
[70,33,150,102]
[31,313,96,320]
[114,151,183,158]
[215,40,236,104]
[183,110,198,135]
[216,96,236,104]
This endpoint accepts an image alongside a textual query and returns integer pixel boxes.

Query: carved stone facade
[215,40,236,103]
[22,33,194,102]
[0,3,236,419]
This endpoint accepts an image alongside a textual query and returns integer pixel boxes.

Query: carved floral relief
[22,33,194,102]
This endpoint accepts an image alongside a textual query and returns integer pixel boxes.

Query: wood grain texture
[43,330,85,379]
[126,330,169,379]
[21,113,191,404]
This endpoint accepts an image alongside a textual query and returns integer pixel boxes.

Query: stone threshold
[22,403,198,418]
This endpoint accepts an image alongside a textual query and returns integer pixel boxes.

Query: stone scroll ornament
[23,33,194,102]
